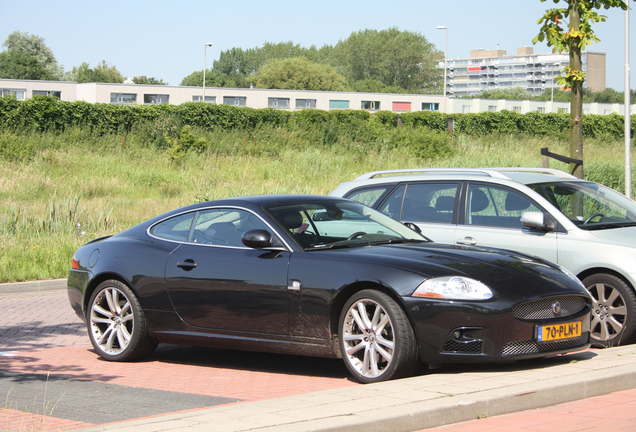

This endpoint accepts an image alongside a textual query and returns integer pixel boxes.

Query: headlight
[413,276,493,300]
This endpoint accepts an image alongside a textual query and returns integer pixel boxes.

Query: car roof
[337,168,583,189]
[136,194,354,230]
[202,194,346,207]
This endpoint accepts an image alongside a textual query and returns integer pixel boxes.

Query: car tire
[583,273,636,348]
[87,280,158,361]
[339,289,419,383]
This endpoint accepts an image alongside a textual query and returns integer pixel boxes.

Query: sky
[1,0,634,91]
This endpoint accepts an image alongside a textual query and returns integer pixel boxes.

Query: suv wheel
[583,273,636,347]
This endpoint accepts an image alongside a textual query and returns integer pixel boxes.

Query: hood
[585,225,636,247]
[324,242,586,299]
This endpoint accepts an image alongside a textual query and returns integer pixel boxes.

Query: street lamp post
[436,26,448,113]
[203,42,214,103]
[550,62,561,106]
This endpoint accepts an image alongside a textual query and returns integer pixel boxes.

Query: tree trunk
[569,0,584,179]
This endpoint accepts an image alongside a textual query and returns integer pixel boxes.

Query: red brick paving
[0,408,94,432]
[419,388,636,432]
[0,346,358,401]
[3,288,636,432]
[0,289,358,431]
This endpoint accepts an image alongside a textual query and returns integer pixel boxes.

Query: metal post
[437,26,448,113]
[203,42,213,103]
[626,8,631,199]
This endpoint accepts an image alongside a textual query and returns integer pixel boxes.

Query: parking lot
[1,281,636,432]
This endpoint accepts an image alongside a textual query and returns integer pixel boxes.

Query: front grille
[513,296,587,320]
[501,332,589,357]
[443,340,483,354]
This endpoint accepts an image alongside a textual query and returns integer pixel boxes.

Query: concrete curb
[75,345,636,432]
[0,278,67,293]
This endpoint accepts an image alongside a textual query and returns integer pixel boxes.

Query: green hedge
[0,95,633,139]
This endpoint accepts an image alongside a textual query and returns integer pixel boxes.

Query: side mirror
[242,229,286,251]
[521,211,555,232]
[403,222,422,234]
[242,229,273,249]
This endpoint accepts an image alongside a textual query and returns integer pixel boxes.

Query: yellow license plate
[537,321,582,342]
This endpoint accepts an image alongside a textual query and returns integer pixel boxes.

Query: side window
[345,185,392,208]
[150,213,196,241]
[401,183,458,223]
[467,185,540,228]
[190,209,269,247]
[379,185,406,219]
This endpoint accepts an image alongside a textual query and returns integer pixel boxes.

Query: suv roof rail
[353,167,577,181]
[353,168,513,181]
[488,167,577,178]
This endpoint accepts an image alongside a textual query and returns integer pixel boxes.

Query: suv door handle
[456,237,477,246]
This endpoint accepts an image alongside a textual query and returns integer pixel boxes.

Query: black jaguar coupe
[68,195,591,383]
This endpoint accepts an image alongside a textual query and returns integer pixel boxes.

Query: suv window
[402,183,457,223]
[376,183,458,223]
[344,185,392,208]
[467,184,540,228]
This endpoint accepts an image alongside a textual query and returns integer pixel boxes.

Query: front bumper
[403,295,591,364]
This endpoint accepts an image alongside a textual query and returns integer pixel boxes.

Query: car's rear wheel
[583,273,636,347]
[87,280,158,361]
[339,290,419,383]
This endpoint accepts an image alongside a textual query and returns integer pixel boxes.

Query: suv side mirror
[521,211,556,232]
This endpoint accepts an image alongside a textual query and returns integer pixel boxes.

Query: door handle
[176,259,197,270]
[456,237,477,246]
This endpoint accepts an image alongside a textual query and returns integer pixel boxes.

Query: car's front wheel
[583,273,636,347]
[339,290,419,383]
[87,280,158,361]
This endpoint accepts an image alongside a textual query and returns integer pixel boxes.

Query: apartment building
[445,47,606,97]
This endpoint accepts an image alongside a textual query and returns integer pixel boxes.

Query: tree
[133,76,167,85]
[209,42,334,88]
[70,60,125,83]
[254,57,347,91]
[2,31,63,79]
[0,50,55,80]
[332,27,442,94]
[471,87,533,100]
[351,79,406,94]
[180,31,439,92]
[533,0,631,179]
[180,70,238,88]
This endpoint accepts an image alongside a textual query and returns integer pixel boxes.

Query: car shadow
[98,344,353,380]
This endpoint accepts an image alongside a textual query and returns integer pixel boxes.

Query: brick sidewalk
[0,288,357,431]
[0,290,87,351]
[420,388,636,431]
[2,287,635,432]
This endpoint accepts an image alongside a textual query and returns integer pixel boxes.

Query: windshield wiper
[365,239,427,246]
[582,221,636,231]
[307,238,426,250]
[307,242,361,250]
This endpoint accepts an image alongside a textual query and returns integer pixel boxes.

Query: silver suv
[331,168,636,348]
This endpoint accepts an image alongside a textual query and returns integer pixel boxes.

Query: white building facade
[1,78,633,116]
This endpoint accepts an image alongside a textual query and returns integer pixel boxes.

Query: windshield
[266,200,428,249]
[528,181,636,230]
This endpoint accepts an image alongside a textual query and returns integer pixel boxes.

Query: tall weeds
[0,122,632,282]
